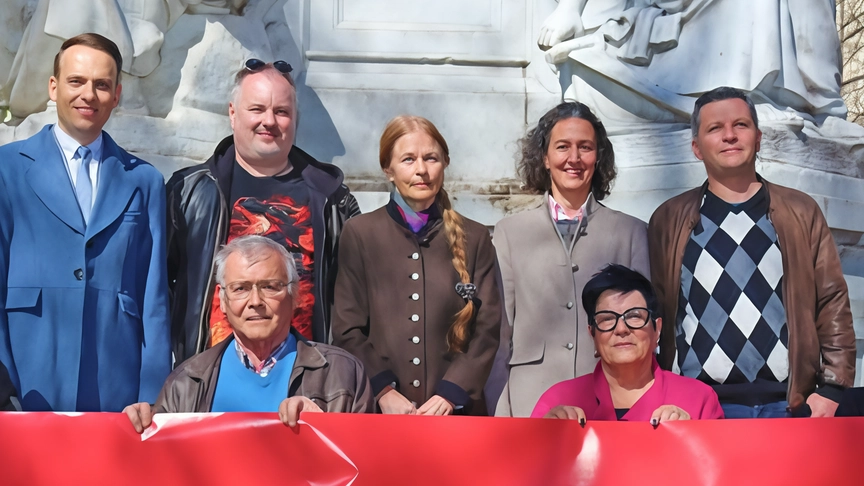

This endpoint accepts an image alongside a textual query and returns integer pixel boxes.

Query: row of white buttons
[410,252,422,376]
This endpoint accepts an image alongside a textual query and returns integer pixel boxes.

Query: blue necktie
[75,146,93,224]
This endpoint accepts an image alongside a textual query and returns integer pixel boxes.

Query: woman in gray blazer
[494,102,650,417]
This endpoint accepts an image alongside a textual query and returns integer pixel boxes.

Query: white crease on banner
[297,418,360,486]
[138,413,358,485]
[141,412,226,441]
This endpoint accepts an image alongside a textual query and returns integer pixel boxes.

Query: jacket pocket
[122,211,143,222]
[117,293,141,319]
[307,390,352,412]
[5,287,42,311]
[509,341,545,366]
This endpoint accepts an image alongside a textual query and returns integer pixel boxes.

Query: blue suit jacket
[0,125,171,411]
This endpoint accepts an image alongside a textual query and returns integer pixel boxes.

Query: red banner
[1,412,862,485]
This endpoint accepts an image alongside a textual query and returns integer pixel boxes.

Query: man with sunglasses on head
[166,59,360,365]
[124,235,373,431]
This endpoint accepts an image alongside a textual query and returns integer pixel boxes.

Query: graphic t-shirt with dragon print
[209,161,315,346]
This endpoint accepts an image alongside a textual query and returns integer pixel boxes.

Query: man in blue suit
[0,33,171,411]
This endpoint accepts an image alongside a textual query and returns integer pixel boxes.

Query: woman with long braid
[332,116,501,415]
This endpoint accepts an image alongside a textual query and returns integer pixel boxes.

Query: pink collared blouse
[531,358,724,421]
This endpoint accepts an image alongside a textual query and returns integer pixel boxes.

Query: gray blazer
[493,194,650,417]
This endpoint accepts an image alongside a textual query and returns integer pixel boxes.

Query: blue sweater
[210,338,297,412]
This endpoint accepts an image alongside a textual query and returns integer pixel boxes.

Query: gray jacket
[494,194,650,417]
[154,331,374,414]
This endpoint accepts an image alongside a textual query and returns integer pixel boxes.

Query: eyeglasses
[222,279,289,301]
[245,58,293,74]
[591,307,652,332]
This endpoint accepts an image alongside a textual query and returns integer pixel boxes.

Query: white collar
[53,124,103,163]
[548,193,588,222]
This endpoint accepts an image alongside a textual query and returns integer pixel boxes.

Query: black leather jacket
[166,136,360,363]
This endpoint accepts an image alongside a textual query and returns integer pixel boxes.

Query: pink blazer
[531,358,724,420]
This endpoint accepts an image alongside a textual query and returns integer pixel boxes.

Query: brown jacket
[648,180,855,409]
[153,332,374,413]
[331,205,501,413]
[493,194,650,417]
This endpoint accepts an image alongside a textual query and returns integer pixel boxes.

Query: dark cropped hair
[691,86,759,137]
[53,33,123,84]
[517,101,616,201]
[581,264,658,323]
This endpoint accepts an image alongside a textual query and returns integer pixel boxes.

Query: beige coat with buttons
[331,206,501,413]
[494,195,650,417]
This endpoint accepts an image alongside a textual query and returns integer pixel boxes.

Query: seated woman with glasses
[531,264,723,423]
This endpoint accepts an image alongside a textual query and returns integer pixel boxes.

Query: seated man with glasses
[165,58,360,365]
[124,235,374,431]
[531,265,723,424]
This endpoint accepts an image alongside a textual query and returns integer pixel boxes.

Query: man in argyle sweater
[648,87,855,418]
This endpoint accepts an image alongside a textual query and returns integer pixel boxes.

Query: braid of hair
[438,188,473,353]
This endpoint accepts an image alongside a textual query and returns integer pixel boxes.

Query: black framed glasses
[591,307,652,332]
[245,58,293,74]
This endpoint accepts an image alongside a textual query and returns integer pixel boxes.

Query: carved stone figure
[539,0,845,130]
[0,0,247,118]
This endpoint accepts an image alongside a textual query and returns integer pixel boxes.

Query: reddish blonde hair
[379,115,473,353]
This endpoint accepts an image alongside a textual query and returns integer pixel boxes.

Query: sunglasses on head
[244,58,293,74]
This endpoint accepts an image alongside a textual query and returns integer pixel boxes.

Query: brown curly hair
[517,102,616,201]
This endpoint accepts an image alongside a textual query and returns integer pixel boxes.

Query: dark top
[0,361,19,411]
[835,388,864,417]
[209,161,315,341]
[165,137,360,363]
[677,186,789,406]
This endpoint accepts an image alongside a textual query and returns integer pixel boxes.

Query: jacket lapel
[538,193,585,265]
[622,358,664,421]
[22,126,86,235]
[591,362,619,420]
[86,133,136,239]
[288,331,328,397]
[292,335,328,375]
[185,339,230,413]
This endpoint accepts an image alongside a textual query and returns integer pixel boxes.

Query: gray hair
[691,86,759,138]
[214,235,299,302]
